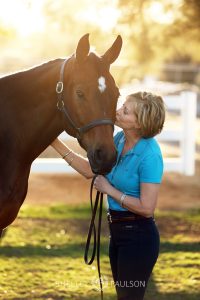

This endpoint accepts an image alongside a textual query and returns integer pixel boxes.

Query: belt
[107,212,148,224]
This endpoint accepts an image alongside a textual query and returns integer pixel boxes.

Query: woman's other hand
[94,175,112,194]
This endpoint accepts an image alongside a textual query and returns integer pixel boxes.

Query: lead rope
[84,175,104,300]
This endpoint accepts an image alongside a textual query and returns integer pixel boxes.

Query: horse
[0,34,122,233]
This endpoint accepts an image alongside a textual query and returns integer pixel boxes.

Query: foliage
[115,0,200,80]
[0,0,105,75]
[0,0,200,83]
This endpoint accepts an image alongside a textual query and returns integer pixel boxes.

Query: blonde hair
[126,91,166,138]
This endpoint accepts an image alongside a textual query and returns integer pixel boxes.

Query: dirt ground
[26,159,200,211]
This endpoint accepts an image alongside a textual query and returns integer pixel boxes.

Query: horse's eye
[76,90,84,98]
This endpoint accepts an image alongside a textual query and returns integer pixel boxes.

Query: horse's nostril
[94,148,103,162]
[89,147,117,174]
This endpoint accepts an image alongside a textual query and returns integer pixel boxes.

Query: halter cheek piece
[56,58,114,140]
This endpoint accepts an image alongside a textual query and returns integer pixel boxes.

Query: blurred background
[1,0,200,84]
[0,1,200,299]
[0,0,200,160]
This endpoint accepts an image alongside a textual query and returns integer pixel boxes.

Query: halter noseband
[56,58,114,140]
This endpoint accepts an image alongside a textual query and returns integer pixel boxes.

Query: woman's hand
[94,175,112,194]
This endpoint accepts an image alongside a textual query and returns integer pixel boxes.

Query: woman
[51,91,165,300]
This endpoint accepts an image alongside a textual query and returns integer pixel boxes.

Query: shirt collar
[117,132,149,156]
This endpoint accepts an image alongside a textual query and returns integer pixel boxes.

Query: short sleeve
[139,153,164,184]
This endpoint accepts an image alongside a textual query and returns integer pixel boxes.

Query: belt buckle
[107,214,112,223]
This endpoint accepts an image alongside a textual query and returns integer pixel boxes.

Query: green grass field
[0,204,199,300]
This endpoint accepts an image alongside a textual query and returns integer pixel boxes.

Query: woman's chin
[115,122,122,128]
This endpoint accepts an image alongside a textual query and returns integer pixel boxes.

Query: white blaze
[98,76,106,93]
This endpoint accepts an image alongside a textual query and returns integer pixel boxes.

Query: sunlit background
[0,1,200,299]
[0,0,200,85]
[0,0,200,162]
[1,0,200,164]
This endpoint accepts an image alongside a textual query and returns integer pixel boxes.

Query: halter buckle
[56,81,63,94]
[57,100,64,111]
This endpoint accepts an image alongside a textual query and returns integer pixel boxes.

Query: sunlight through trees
[0,0,199,82]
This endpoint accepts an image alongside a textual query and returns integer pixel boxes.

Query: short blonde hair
[126,91,165,138]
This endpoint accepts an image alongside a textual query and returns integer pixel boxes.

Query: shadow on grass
[145,292,200,300]
[76,290,200,300]
[11,290,200,300]
[0,242,199,300]
[10,285,200,300]
[0,241,109,258]
[0,241,199,258]
[160,241,200,252]
[145,274,200,300]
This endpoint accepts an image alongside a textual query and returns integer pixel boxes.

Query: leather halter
[56,58,114,140]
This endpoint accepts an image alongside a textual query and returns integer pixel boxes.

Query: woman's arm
[110,183,159,217]
[94,176,159,217]
[51,138,94,179]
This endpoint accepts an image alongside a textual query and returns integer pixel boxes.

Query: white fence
[157,91,196,175]
[31,91,197,176]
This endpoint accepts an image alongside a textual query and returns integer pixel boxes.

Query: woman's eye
[76,90,84,98]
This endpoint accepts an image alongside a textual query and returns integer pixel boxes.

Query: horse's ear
[102,35,122,65]
[76,33,90,63]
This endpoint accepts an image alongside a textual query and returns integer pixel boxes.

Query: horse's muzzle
[88,148,117,175]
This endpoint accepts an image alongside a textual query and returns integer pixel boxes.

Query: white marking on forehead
[98,76,106,93]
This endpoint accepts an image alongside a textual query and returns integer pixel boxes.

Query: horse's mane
[0,58,63,81]
[0,51,103,81]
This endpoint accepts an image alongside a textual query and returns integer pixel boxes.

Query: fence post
[180,91,197,175]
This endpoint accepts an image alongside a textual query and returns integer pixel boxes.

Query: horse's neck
[0,60,64,164]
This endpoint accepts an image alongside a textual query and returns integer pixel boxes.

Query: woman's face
[115,99,140,130]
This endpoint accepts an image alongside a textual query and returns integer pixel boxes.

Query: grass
[0,203,199,300]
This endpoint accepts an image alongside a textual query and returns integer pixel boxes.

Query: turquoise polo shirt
[106,130,164,211]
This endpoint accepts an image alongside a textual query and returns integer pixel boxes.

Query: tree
[115,0,200,80]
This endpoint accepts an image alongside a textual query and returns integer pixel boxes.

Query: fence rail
[31,91,197,176]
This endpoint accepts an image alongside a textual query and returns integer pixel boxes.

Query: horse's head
[59,34,122,174]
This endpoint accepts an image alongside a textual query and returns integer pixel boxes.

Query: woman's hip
[108,210,160,248]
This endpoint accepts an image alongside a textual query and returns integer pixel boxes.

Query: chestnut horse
[0,34,122,233]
